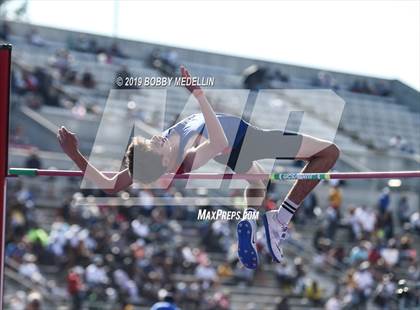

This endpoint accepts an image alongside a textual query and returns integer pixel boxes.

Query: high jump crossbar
[7,168,420,181]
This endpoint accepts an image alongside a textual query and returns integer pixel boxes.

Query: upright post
[0,44,12,309]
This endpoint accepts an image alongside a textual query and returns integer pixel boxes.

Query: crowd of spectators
[4,172,348,310]
[310,184,420,309]
[4,177,270,309]
[7,173,420,309]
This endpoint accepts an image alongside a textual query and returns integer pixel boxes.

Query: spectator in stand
[195,259,218,289]
[10,125,29,145]
[150,48,178,76]
[67,34,98,53]
[380,239,399,268]
[373,274,396,309]
[243,65,267,91]
[397,196,411,226]
[151,290,180,310]
[50,48,76,83]
[377,209,394,240]
[349,242,369,266]
[389,135,415,154]
[350,79,374,95]
[18,253,46,284]
[81,71,96,88]
[378,187,390,214]
[274,261,296,288]
[26,28,46,47]
[325,290,342,310]
[329,183,342,217]
[301,192,318,220]
[353,261,374,305]
[305,279,324,306]
[26,291,43,310]
[275,297,290,310]
[67,266,85,310]
[360,207,376,239]
[0,21,11,41]
[325,205,338,240]
[312,71,339,90]
[25,148,42,169]
[373,81,392,97]
[109,41,126,58]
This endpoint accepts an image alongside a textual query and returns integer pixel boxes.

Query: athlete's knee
[327,143,340,161]
[313,143,340,162]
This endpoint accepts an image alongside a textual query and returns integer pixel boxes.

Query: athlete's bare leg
[286,135,340,205]
[244,161,268,208]
[263,135,339,263]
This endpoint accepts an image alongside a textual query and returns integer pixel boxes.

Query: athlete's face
[148,135,172,167]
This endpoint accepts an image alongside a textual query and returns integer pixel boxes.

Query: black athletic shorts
[213,120,303,173]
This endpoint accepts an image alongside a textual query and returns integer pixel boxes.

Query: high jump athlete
[58,66,340,269]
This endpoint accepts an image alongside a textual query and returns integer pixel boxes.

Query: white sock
[277,198,299,224]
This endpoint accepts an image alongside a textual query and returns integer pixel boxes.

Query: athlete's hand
[57,126,79,159]
[180,66,203,97]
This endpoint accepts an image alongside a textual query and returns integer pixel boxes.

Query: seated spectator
[275,261,296,287]
[377,187,390,214]
[373,81,392,96]
[151,290,180,310]
[275,297,290,310]
[312,71,339,90]
[0,21,11,41]
[18,254,46,284]
[350,79,374,94]
[26,291,43,310]
[377,210,394,240]
[353,261,374,303]
[26,28,46,47]
[305,279,324,305]
[389,135,415,154]
[349,242,369,265]
[325,291,342,310]
[380,239,399,267]
[397,196,411,226]
[233,260,254,286]
[50,49,76,83]
[67,267,85,310]
[373,274,396,309]
[243,65,267,91]
[80,71,96,88]
[150,48,178,76]
[25,148,42,169]
[10,125,29,145]
[68,34,97,53]
[195,260,217,289]
[109,41,126,58]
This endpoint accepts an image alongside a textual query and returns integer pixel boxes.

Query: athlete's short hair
[125,137,166,184]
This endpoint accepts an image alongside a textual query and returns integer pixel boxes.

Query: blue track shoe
[237,209,259,269]
[263,210,289,263]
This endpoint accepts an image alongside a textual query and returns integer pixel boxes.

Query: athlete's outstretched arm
[181,66,228,150]
[57,126,132,194]
[180,66,228,170]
